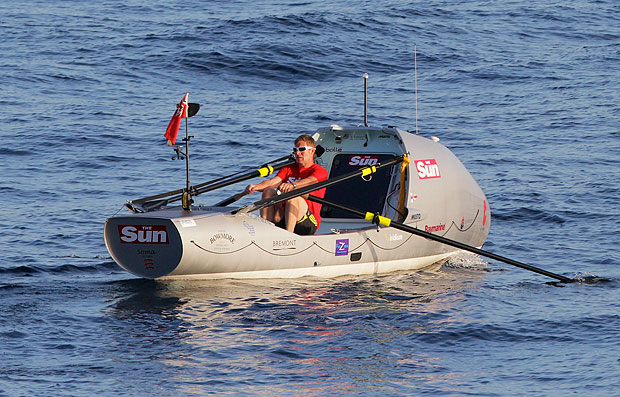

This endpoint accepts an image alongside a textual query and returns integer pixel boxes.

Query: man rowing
[244,134,328,235]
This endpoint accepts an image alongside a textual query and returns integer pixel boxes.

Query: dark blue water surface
[1,1,619,395]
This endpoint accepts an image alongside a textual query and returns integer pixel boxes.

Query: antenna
[414,45,419,134]
[363,73,369,127]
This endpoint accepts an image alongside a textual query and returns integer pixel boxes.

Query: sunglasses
[293,146,314,153]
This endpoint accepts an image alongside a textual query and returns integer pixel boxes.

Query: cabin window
[320,154,395,219]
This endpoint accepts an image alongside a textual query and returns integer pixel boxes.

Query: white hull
[160,254,454,280]
[105,126,490,279]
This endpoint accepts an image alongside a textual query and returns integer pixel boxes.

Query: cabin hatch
[320,153,395,219]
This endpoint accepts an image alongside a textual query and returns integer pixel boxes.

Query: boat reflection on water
[104,252,488,393]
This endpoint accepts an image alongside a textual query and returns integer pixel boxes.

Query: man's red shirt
[277,163,328,227]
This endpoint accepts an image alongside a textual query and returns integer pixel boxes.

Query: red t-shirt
[277,163,328,227]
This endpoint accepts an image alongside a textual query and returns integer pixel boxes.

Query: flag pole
[163,93,198,212]
[182,116,192,211]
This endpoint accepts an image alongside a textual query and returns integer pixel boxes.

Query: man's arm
[279,175,318,194]
[245,176,283,194]
[279,175,317,198]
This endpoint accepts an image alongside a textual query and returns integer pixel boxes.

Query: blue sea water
[1,0,619,395]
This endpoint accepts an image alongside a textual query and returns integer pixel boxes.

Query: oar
[133,157,296,212]
[307,195,575,283]
[211,145,327,208]
[131,152,306,212]
[130,153,294,205]
[130,146,328,212]
[128,173,246,211]
[213,191,248,207]
[234,155,404,215]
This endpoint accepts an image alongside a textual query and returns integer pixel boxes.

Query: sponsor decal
[483,200,487,226]
[209,231,236,253]
[273,239,296,250]
[409,212,422,221]
[248,213,272,225]
[325,147,343,153]
[409,193,419,201]
[415,159,441,179]
[118,225,168,244]
[389,234,403,241]
[348,155,380,167]
[335,239,349,256]
[424,224,446,233]
[243,221,256,236]
[461,217,465,230]
[180,219,196,228]
[210,233,235,245]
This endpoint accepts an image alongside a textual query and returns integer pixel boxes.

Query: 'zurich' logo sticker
[335,239,349,256]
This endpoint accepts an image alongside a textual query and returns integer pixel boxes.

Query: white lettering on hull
[349,155,380,166]
[415,159,441,179]
[119,225,169,244]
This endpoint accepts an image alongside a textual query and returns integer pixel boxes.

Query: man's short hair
[295,134,316,147]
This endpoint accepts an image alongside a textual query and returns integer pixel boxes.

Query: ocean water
[1,0,619,395]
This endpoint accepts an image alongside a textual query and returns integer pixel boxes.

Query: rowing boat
[104,122,490,279]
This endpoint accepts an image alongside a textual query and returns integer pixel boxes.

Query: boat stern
[104,216,183,278]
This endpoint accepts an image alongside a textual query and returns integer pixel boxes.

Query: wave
[0,147,33,156]
[0,260,118,277]
[443,251,488,270]
[415,313,620,346]
[492,207,567,224]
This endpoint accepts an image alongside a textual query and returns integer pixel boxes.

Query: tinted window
[320,154,395,219]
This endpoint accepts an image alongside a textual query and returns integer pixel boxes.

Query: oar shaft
[213,192,248,207]
[308,196,574,283]
[131,154,294,205]
[134,158,296,212]
[131,173,237,205]
[235,155,404,215]
[192,158,295,197]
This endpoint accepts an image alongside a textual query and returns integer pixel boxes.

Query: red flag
[164,93,189,146]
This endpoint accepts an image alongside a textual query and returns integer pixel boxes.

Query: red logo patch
[118,225,169,244]
[415,159,441,179]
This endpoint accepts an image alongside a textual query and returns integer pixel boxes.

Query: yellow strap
[364,212,391,227]
[397,154,411,222]
[361,165,377,177]
[400,154,411,174]
[258,165,274,177]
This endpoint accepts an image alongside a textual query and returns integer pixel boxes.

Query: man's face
[294,141,315,165]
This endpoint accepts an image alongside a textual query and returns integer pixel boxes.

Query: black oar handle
[213,192,248,207]
[307,195,574,284]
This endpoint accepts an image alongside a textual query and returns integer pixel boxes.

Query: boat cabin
[312,125,407,234]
